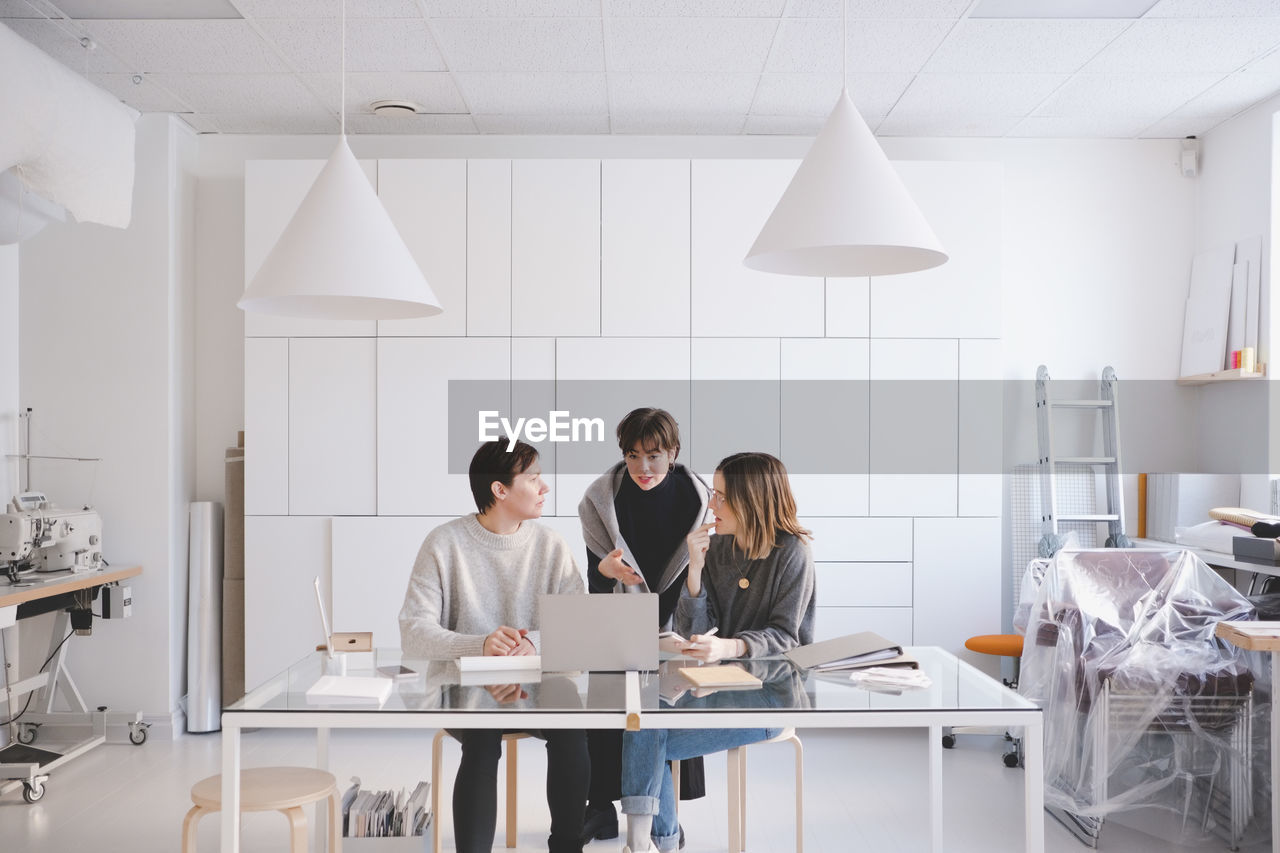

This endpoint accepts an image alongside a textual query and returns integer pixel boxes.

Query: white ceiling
[3,0,1280,137]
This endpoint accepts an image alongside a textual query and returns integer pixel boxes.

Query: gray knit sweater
[398,514,584,659]
[675,532,816,658]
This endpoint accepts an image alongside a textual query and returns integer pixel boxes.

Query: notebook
[784,631,917,672]
[679,664,762,689]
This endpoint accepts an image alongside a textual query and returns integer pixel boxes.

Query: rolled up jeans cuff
[652,827,681,853]
[620,795,660,816]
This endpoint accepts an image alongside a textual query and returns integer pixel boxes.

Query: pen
[701,627,719,639]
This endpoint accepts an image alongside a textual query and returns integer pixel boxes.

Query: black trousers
[452,728,589,853]
[586,728,705,809]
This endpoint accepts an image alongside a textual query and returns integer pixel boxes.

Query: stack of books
[341,778,431,838]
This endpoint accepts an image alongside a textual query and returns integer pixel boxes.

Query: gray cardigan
[675,532,816,658]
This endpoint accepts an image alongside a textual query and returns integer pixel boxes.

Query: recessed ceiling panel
[87,71,193,111]
[301,71,468,114]
[611,113,746,133]
[1158,69,1280,118]
[607,0,785,16]
[1006,114,1155,137]
[970,0,1158,18]
[768,17,953,73]
[743,114,826,134]
[1146,0,1280,17]
[52,0,241,19]
[235,0,421,16]
[473,113,610,133]
[1035,71,1227,119]
[607,17,776,72]
[752,71,912,116]
[893,72,1070,118]
[423,0,600,16]
[149,72,329,114]
[3,18,133,72]
[787,0,971,16]
[344,113,478,133]
[209,112,338,133]
[877,112,1021,136]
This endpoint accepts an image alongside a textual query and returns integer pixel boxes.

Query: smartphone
[376,664,417,680]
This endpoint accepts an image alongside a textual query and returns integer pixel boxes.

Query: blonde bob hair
[717,452,812,560]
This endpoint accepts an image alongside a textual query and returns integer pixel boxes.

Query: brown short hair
[616,407,681,457]
[469,438,539,513]
[717,452,811,560]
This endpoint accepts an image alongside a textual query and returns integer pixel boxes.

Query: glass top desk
[221,647,1043,853]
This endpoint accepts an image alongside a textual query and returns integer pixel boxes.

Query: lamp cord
[340,0,346,137]
[841,0,847,95]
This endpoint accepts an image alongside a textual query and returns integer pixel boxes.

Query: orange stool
[942,634,1025,767]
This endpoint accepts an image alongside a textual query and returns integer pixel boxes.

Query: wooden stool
[431,730,530,852]
[182,766,341,853]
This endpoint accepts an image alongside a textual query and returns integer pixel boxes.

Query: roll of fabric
[187,501,223,733]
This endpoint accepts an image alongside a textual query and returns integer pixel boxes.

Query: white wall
[0,244,16,501]
[18,114,196,731]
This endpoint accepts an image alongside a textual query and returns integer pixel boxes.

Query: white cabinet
[602,160,690,337]
[467,159,512,337]
[913,517,1000,660]
[511,160,600,337]
[243,158,377,338]
[690,160,823,338]
[804,517,913,562]
[377,159,467,337]
[244,338,289,516]
[959,338,1003,517]
[377,338,511,517]
[289,338,378,516]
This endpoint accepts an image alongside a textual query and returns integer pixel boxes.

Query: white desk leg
[221,718,241,853]
[1272,653,1279,853]
[929,724,943,853]
[1023,717,1044,853]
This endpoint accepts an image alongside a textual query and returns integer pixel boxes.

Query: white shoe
[622,845,658,853]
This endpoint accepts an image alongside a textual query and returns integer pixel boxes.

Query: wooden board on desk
[1217,621,1280,652]
[0,565,142,608]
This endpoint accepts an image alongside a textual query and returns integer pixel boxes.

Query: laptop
[539,593,658,672]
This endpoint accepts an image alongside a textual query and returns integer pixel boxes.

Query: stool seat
[965,634,1024,658]
[191,766,337,812]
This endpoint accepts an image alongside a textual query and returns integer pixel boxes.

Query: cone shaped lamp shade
[745,91,947,277]
[238,137,442,320]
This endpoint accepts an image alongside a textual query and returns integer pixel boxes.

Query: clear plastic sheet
[1018,548,1270,846]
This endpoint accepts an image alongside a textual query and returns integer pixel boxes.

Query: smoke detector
[371,100,424,116]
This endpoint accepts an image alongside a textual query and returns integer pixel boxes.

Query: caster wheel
[16,725,37,745]
[129,726,148,745]
[941,734,956,749]
[1003,751,1021,768]
[23,781,45,804]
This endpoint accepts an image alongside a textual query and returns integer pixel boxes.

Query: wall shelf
[1176,368,1266,386]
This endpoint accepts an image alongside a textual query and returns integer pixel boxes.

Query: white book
[458,655,541,672]
[306,674,393,705]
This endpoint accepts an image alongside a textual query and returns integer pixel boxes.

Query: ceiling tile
[610,73,759,114]
[607,0,785,16]
[86,71,193,111]
[1160,70,1280,119]
[473,113,610,133]
[786,0,970,16]
[234,0,421,16]
[1036,72,1226,119]
[301,71,468,114]
[877,112,1020,135]
[611,113,746,133]
[1138,115,1225,138]
[969,0,1158,18]
[893,72,1069,117]
[210,112,338,132]
[148,72,328,114]
[607,17,777,72]
[423,0,599,16]
[1083,18,1280,73]
[430,17,603,71]
[4,19,134,72]
[767,18,954,73]
[751,71,912,116]
[0,1,47,16]
[1146,0,1280,17]
[344,112,478,133]
[254,17,444,73]
[86,19,287,72]
[1006,114,1155,138]
[926,20,1129,73]
[1245,47,1280,73]
[743,114,826,134]
[453,72,607,113]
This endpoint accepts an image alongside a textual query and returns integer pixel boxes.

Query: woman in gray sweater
[619,451,816,853]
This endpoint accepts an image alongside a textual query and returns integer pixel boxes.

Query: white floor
[0,726,1268,853]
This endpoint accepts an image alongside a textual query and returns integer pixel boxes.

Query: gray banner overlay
[447,380,1275,475]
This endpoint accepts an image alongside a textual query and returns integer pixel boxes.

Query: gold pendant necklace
[738,577,750,589]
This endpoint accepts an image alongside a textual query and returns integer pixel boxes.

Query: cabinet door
[289,338,377,516]
[244,338,289,516]
[377,159,467,337]
[691,160,823,337]
[243,158,377,338]
[468,159,512,336]
[244,516,329,690]
[511,160,600,337]
[914,517,1000,661]
[602,159,690,337]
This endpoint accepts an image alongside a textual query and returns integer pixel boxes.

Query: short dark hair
[616,407,681,458]
[469,438,539,513]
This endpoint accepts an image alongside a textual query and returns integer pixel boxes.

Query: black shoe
[579,807,619,843]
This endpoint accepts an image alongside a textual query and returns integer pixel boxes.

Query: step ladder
[1034,365,1134,556]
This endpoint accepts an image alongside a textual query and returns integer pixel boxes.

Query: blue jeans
[620,727,780,851]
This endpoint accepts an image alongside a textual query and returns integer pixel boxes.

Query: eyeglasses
[709,489,726,506]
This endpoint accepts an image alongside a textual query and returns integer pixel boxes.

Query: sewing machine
[0,492,103,583]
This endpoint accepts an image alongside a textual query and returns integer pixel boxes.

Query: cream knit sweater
[398,513,584,659]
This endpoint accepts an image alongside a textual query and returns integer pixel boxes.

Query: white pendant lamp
[744,3,947,278]
[237,1,441,321]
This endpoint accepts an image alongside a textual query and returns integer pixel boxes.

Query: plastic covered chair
[1019,548,1260,849]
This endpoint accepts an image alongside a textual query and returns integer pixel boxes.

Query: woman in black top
[577,408,710,842]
